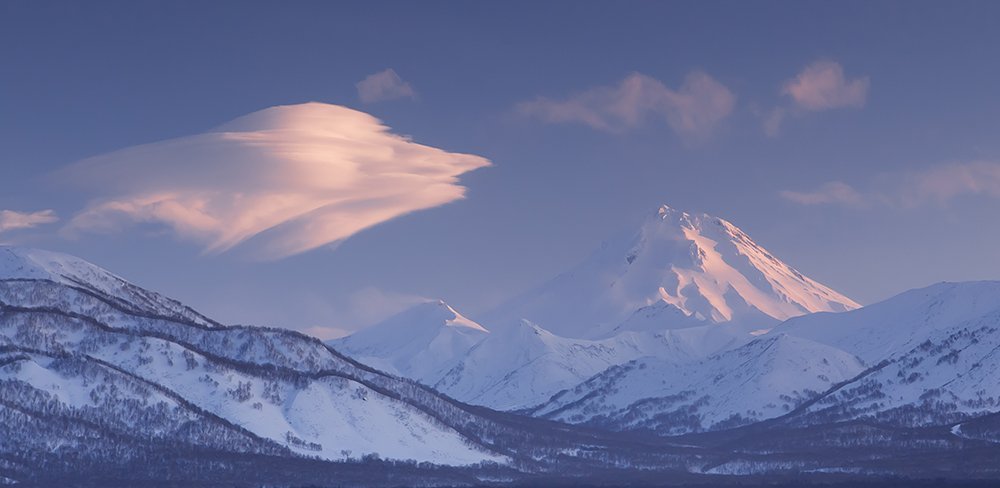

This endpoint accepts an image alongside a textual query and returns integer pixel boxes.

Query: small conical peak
[433,300,489,333]
[405,299,460,320]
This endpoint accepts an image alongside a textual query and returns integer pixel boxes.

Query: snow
[485,205,858,340]
[0,248,506,466]
[0,246,217,327]
[90,334,498,464]
[334,204,860,411]
[433,319,643,410]
[775,280,1000,363]
[769,280,1000,425]
[530,280,1000,433]
[331,299,488,380]
[535,334,865,432]
[0,356,100,410]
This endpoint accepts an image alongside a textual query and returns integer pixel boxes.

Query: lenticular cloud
[63,103,491,259]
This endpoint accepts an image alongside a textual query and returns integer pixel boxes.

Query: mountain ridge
[335,204,862,410]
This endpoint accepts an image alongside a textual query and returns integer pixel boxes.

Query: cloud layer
[781,161,1000,208]
[356,69,417,103]
[516,71,735,141]
[0,209,59,234]
[62,102,490,259]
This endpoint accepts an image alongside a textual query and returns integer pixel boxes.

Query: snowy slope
[774,281,1000,426]
[532,334,865,434]
[331,205,861,411]
[433,319,776,411]
[0,246,218,327]
[331,299,488,379]
[431,320,650,411]
[534,281,1000,435]
[0,246,519,466]
[487,205,859,339]
[336,301,757,411]
[775,281,1000,363]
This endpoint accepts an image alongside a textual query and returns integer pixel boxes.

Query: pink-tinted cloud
[781,161,1000,208]
[782,60,869,111]
[516,71,736,141]
[763,60,870,136]
[0,209,59,234]
[62,102,490,259]
[356,69,416,103]
[899,161,1000,205]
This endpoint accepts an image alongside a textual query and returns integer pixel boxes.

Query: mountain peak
[0,246,111,283]
[0,246,219,328]
[655,203,685,217]
[331,299,488,378]
[487,205,860,338]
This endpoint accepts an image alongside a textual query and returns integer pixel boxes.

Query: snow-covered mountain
[334,303,651,410]
[530,280,1000,437]
[432,319,647,411]
[337,304,762,411]
[487,205,859,339]
[531,333,865,434]
[330,299,488,380]
[773,280,1000,363]
[334,205,861,411]
[4,247,1000,483]
[0,247,506,466]
[774,281,1000,427]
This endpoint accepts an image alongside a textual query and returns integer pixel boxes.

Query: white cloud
[356,69,417,103]
[779,181,864,206]
[782,60,869,111]
[61,102,490,259]
[516,71,736,141]
[0,209,59,234]
[781,161,1000,208]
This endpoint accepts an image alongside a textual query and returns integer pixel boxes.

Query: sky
[2,1,1000,339]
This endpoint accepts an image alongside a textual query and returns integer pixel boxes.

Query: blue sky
[2,1,1000,337]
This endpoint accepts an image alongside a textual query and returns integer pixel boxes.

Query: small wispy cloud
[61,102,490,259]
[300,287,429,340]
[781,161,1000,208]
[897,161,1000,205]
[0,209,59,234]
[782,60,869,111]
[356,69,417,103]
[516,71,736,142]
[764,60,869,136]
[779,181,864,206]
